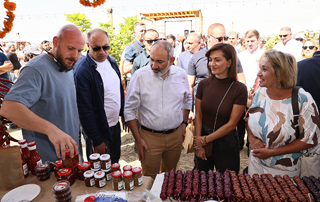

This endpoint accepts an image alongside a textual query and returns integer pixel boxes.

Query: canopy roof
[140,10,202,21]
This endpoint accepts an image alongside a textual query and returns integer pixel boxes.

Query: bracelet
[195,147,203,150]
[200,137,204,146]
[204,136,207,145]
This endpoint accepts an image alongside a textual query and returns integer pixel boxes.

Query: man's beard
[151,63,171,77]
[56,45,77,71]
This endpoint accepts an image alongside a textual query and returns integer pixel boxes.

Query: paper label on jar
[138,176,143,186]
[118,181,123,190]
[106,173,112,181]
[36,160,42,166]
[93,161,100,169]
[22,163,28,175]
[99,178,106,187]
[90,178,95,186]
[106,161,111,169]
[129,180,134,190]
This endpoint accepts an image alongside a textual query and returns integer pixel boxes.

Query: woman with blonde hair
[298,39,319,61]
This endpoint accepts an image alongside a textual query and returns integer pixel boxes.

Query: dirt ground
[119,131,249,173]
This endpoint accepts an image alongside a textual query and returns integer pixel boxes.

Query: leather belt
[141,125,179,134]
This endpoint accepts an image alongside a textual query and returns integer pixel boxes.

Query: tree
[65,13,92,32]
[264,35,280,50]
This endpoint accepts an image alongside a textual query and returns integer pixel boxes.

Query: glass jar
[18,139,30,172]
[123,171,134,191]
[123,165,132,172]
[27,141,42,175]
[132,167,143,186]
[76,162,91,180]
[84,170,95,187]
[94,171,106,188]
[89,153,101,170]
[52,180,72,202]
[35,163,51,181]
[62,148,79,168]
[57,168,76,186]
[112,170,123,191]
[111,163,121,173]
[54,160,63,178]
[102,168,112,181]
[100,154,111,170]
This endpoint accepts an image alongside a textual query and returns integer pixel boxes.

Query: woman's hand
[194,136,204,149]
[249,137,266,150]
[195,147,207,160]
[252,148,273,159]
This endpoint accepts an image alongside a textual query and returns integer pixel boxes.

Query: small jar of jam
[54,160,63,178]
[57,168,76,186]
[123,171,134,191]
[35,163,51,181]
[62,148,79,168]
[89,153,101,170]
[123,165,132,172]
[52,180,72,202]
[94,171,106,188]
[102,168,112,181]
[100,154,111,170]
[132,167,143,186]
[76,162,91,181]
[112,171,123,191]
[111,163,121,173]
[84,170,95,187]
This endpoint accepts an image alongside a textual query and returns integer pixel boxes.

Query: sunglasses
[90,45,110,52]
[209,35,228,42]
[279,34,288,38]
[302,46,315,50]
[145,39,159,44]
[159,38,167,41]
[296,38,304,42]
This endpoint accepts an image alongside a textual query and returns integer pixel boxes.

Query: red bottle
[18,139,30,171]
[27,141,42,175]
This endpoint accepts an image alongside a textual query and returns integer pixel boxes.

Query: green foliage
[99,15,140,64]
[65,13,92,32]
[264,35,280,50]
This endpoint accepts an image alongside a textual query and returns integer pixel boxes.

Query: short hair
[259,49,297,89]
[229,31,239,39]
[166,34,176,41]
[280,26,292,33]
[207,23,224,34]
[245,29,260,39]
[151,41,174,61]
[144,29,159,36]
[205,43,237,81]
[187,32,202,41]
[87,29,109,41]
[41,40,49,44]
[134,22,145,31]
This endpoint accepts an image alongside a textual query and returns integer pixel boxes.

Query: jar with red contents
[52,180,72,202]
[132,167,143,186]
[35,163,51,181]
[76,162,91,180]
[54,160,63,178]
[27,141,42,175]
[123,171,134,191]
[100,154,111,170]
[57,168,76,186]
[89,153,101,170]
[84,170,95,187]
[112,171,123,191]
[94,171,106,188]
[111,163,121,173]
[62,148,79,168]
[18,139,30,173]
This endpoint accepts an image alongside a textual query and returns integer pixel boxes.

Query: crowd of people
[0,21,319,179]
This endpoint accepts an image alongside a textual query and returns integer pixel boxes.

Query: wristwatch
[182,121,188,126]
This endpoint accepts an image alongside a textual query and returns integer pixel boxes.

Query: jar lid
[27,141,36,147]
[52,180,70,193]
[35,163,49,173]
[91,168,100,172]
[123,171,133,178]
[89,153,100,160]
[123,165,132,171]
[112,170,122,178]
[55,160,63,167]
[132,167,142,174]
[18,139,27,144]
[100,154,110,161]
[94,171,105,179]
[57,168,72,177]
[78,162,91,170]
[111,163,120,169]
[83,170,94,178]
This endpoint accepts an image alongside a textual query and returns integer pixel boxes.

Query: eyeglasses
[296,38,304,42]
[279,35,288,38]
[145,39,159,44]
[159,38,167,41]
[209,35,228,42]
[90,45,110,52]
[302,46,315,50]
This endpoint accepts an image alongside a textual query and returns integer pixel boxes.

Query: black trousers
[237,111,246,149]
[196,125,240,173]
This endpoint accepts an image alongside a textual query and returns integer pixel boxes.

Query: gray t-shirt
[4,54,80,162]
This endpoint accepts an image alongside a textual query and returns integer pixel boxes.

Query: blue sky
[0,0,319,43]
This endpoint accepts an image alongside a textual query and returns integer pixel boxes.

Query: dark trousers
[85,122,121,164]
[196,125,240,173]
[237,111,246,149]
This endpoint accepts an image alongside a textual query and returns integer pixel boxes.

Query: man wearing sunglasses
[274,27,302,59]
[132,29,159,75]
[74,28,125,163]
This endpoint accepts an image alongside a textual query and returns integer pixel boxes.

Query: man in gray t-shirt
[0,25,85,162]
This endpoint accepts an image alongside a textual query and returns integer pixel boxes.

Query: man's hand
[136,138,149,161]
[195,148,207,160]
[94,142,108,155]
[249,137,266,150]
[252,148,272,159]
[121,116,129,132]
[182,123,187,140]
[188,111,195,123]
[47,130,78,160]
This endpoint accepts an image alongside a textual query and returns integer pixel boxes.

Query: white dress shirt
[273,38,302,59]
[124,65,192,131]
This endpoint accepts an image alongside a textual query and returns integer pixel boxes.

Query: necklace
[45,50,69,72]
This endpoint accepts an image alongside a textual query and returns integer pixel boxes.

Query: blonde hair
[302,39,319,57]
[260,49,297,89]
